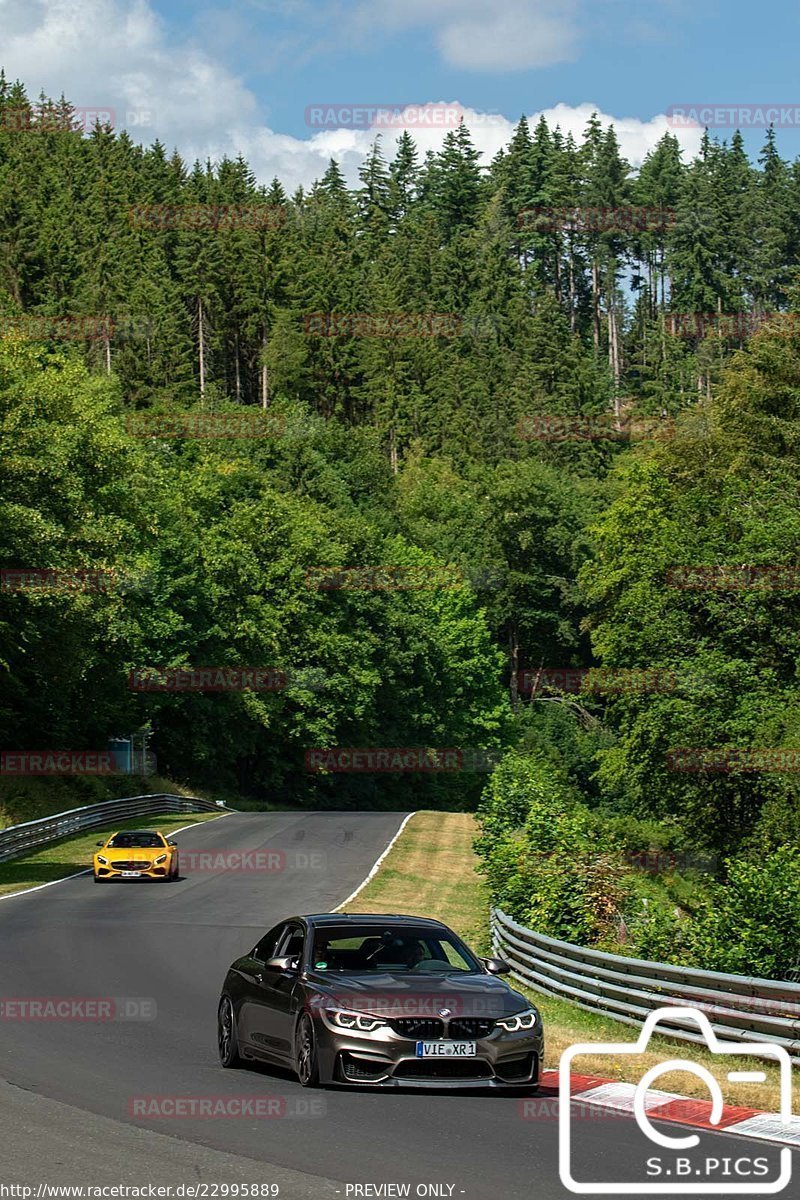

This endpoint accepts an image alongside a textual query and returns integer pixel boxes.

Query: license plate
[121,871,141,877]
[416,1041,476,1058]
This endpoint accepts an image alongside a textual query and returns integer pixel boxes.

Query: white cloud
[530,103,705,165]
[0,0,702,192]
[351,0,581,71]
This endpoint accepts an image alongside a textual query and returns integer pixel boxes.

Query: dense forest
[2,75,800,968]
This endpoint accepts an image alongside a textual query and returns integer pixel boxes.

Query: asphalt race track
[0,812,796,1200]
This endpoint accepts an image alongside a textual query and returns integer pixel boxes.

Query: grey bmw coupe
[217,913,543,1090]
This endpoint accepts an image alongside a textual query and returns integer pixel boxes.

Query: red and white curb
[533,1070,800,1149]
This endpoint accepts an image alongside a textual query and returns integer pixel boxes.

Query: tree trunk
[508,626,520,712]
[197,297,206,397]
[591,259,601,350]
[553,235,562,303]
[260,328,269,409]
[568,239,576,333]
[389,428,398,475]
[234,334,241,401]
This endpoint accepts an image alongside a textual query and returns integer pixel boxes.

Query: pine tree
[388,132,420,223]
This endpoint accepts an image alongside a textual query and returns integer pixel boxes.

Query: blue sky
[2,0,800,187]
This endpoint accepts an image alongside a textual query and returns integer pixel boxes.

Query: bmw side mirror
[167,841,177,847]
[266,955,300,973]
[96,841,104,847]
[483,957,511,975]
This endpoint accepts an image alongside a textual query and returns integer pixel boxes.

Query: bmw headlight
[495,1008,540,1032]
[327,1007,386,1032]
[97,855,108,866]
[154,854,168,865]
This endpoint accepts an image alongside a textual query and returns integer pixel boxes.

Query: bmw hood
[306,971,530,1020]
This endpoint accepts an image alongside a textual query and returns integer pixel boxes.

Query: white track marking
[334,811,416,910]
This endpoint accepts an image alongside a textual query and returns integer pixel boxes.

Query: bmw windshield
[310,925,482,974]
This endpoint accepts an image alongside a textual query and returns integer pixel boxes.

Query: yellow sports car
[93,829,180,882]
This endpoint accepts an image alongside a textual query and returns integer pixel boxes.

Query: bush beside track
[344,809,799,1112]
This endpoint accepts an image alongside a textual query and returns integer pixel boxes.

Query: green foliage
[688,849,800,979]
[475,752,629,945]
[3,76,800,980]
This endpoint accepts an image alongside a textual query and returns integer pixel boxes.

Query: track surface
[0,812,795,1200]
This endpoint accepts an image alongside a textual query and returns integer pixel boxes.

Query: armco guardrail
[0,794,229,863]
[492,907,800,1061]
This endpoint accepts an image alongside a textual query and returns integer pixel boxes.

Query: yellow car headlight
[97,855,108,866]
[154,854,168,865]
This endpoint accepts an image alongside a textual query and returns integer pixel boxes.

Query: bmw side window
[253,924,285,963]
